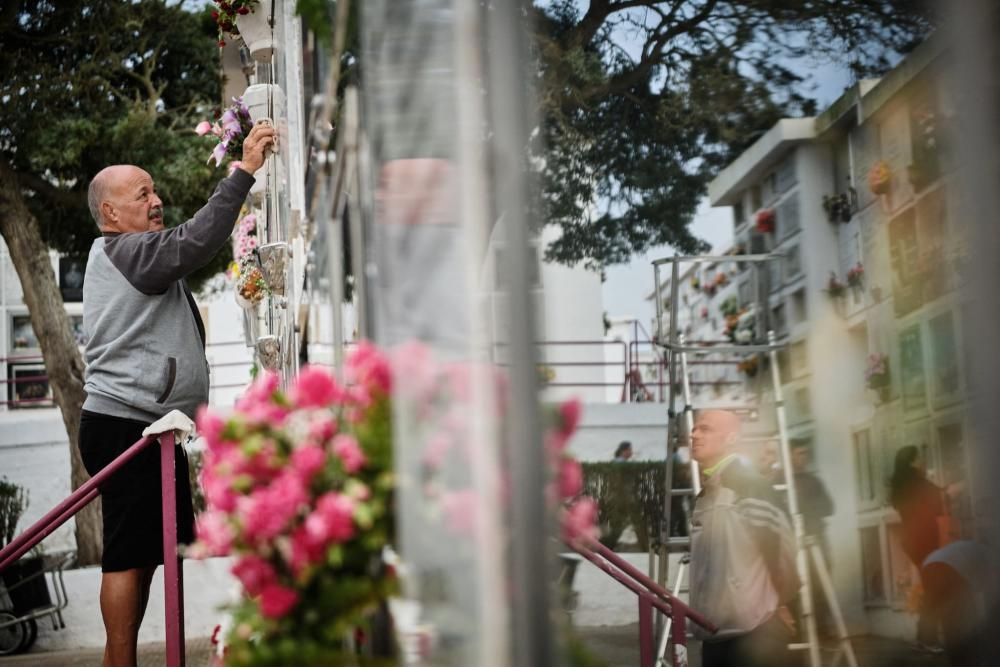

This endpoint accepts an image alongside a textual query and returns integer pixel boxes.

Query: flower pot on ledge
[236,9,274,61]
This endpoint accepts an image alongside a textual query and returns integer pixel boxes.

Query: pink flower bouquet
[193,342,596,664]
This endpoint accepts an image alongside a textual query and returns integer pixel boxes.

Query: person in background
[890,445,947,653]
[613,441,633,462]
[689,410,799,667]
[755,441,782,485]
[921,540,992,666]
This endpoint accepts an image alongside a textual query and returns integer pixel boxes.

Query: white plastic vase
[235,8,273,61]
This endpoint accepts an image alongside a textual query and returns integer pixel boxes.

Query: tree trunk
[0,160,102,565]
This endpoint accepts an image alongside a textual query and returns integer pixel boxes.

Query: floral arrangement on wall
[196,98,255,168]
[824,272,846,299]
[867,160,892,196]
[865,353,890,390]
[211,0,259,46]
[846,263,865,290]
[755,208,776,234]
[193,342,596,665]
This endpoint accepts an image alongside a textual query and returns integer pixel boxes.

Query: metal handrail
[568,537,716,667]
[0,431,186,666]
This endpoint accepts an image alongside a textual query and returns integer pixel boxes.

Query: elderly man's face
[691,410,739,466]
[106,167,164,233]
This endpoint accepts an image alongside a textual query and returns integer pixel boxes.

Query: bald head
[88,165,164,233]
[690,409,741,467]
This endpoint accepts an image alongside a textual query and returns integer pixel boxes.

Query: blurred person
[890,445,947,652]
[689,410,799,667]
[81,124,275,667]
[755,440,782,485]
[922,540,992,667]
[613,440,633,462]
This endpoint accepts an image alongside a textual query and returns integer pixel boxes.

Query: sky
[601,60,856,329]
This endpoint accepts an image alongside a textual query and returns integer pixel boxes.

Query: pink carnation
[562,497,599,545]
[558,457,583,499]
[290,365,343,408]
[307,413,337,442]
[559,398,582,436]
[196,406,227,450]
[258,583,299,619]
[237,472,308,543]
[231,555,277,597]
[304,492,356,546]
[331,434,366,474]
[195,120,213,136]
[345,341,392,397]
[291,444,326,482]
[201,469,239,513]
[194,510,235,557]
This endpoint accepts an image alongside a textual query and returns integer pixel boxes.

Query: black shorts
[79,410,195,572]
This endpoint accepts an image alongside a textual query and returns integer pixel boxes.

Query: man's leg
[100,566,158,667]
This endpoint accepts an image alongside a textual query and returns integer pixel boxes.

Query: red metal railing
[0,431,186,666]
[569,537,716,667]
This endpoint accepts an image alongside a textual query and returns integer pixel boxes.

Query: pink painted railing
[0,431,186,667]
[569,538,716,667]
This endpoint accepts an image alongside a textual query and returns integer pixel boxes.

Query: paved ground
[576,624,951,667]
[0,629,950,666]
[0,638,214,666]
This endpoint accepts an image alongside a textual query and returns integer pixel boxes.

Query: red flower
[218,40,226,47]
[258,584,299,619]
[237,6,250,14]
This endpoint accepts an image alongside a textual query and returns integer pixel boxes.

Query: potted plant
[738,356,759,378]
[211,1,272,60]
[867,160,892,196]
[755,208,776,234]
[846,263,865,291]
[824,273,846,299]
[0,478,51,615]
[822,193,852,223]
[865,353,890,402]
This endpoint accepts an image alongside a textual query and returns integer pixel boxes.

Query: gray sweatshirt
[83,169,254,422]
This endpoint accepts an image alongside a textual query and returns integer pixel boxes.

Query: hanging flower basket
[822,193,852,224]
[211,1,260,48]
[824,272,846,299]
[868,160,892,196]
[755,208,776,234]
[846,263,865,290]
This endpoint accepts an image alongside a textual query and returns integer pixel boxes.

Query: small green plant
[0,477,29,549]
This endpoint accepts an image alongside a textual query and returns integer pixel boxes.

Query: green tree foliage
[1,0,230,290]
[531,0,932,267]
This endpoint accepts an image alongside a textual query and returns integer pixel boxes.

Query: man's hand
[777,605,797,635]
[239,122,277,175]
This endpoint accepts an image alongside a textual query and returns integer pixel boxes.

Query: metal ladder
[651,253,858,667]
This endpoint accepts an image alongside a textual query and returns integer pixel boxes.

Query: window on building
[909,87,942,189]
[776,155,797,193]
[791,288,807,325]
[737,282,751,312]
[854,429,877,505]
[769,256,782,292]
[771,301,788,337]
[784,245,802,281]
[929,311,960,398]
[887,523,918,606]
[789,385,811,424]
[899,325,926,412]
[860,525,886,605]
[777,194,801,240]
[733,201,746,228]
[751,185,763,212]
